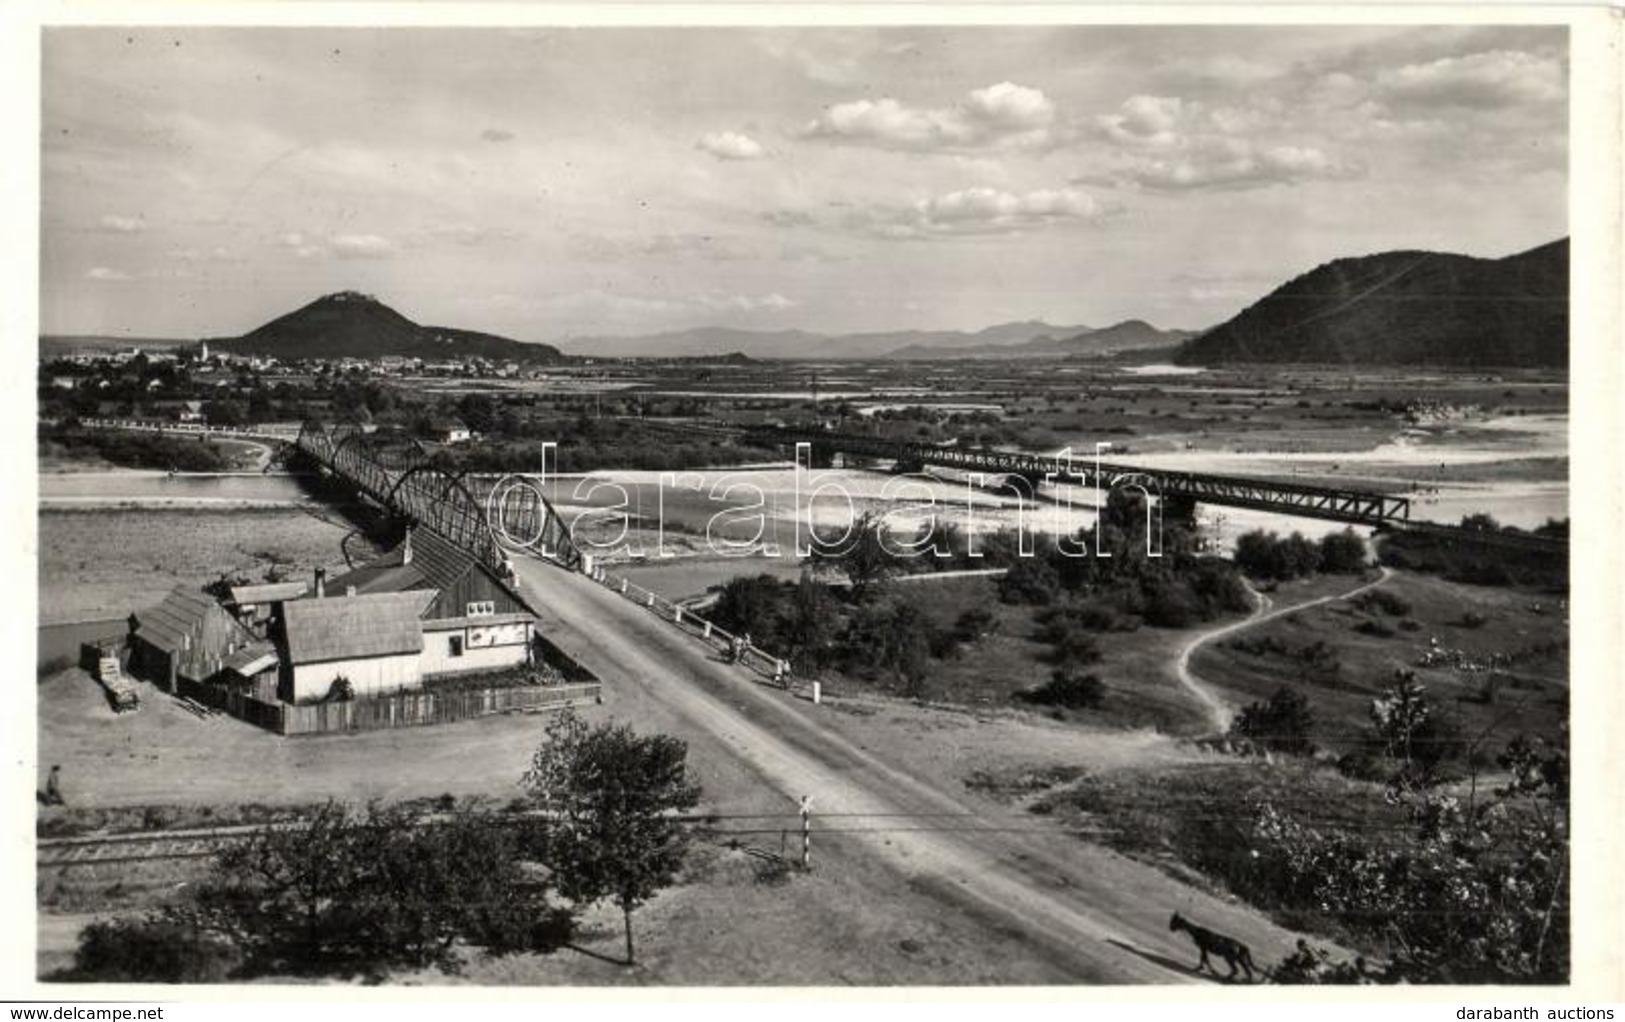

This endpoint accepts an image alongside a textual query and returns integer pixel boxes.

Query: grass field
[1190,571,1568,754]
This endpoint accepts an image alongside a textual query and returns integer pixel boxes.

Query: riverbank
[37,507,373,626]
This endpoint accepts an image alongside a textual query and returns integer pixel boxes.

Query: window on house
[466,601,495,617]
[449,635,463,657]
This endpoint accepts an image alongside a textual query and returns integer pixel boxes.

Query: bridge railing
[581,562,793,687]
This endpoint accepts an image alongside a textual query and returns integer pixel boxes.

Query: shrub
[1318,529,1369,573]
[1020,670,1106,710]
[1355,589,1413,617]
[952,607,998,644]
[1458,611,1488,629]
[1229,686,1316,756]
[1355,619,1395,638]
[998,557,1062,605]
[71,917,241,983]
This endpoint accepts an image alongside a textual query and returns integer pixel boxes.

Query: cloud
[697,131,766,161]
[328,233,395,259]
[98,214,145,233]
[569,231,755,262]
[1089,95,1365,191]
[801,81,1057,152]
[1098,95,1185,148]
[1376,49,1565,110]
[480,127,516,143]
[85,266,131,281]
[861,186,1110,239]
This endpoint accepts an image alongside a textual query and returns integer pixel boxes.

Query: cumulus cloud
[98,214,145,233]
[862,186,1109,239]
[480,127,516,143]
[697,131,766,161]
[1089,95,1364,191]
[329,233,395,259]
[802,81,1058,152]
[85,266,131,281]
[1376,49,1565,109]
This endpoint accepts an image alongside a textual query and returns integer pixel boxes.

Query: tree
[1318,529,1369,573]
[809,511,904,595]
[178,800,547,976]
[1229,686,1316,756]
[523,711,702,965]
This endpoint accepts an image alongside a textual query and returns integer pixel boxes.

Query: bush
[1020,670,1106,710]
[1318,529,1369,573]
[1355,589,1413,617]
[1355,619,1395,638]
[998,557,1062,605]
[71,917,241,983]
[952,607,998,644]
[1229,686,1316,756]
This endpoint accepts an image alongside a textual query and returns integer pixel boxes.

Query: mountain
[888,319,1196,360]
[211,292,563,362]
[554,320,1090,360]
[1175,239,1568,367]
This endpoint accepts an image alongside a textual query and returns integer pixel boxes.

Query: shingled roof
[281,591,434,664]
[135,586,222,655]
[227,581,309,605]
[326,527,529,614]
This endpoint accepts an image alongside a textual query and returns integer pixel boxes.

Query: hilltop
[210,292,563,362]
[1175,239,1567,368]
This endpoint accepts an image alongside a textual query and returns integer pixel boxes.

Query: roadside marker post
[799,795,813,870]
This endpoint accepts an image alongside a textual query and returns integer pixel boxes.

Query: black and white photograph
[11,5,1622,1000]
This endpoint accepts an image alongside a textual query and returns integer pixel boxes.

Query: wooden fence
[278,682,602,736]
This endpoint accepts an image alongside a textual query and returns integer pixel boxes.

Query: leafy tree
[176,800,547,976]
[809,511,905,595]
[1318,529,1369,573]
[523,711,702,965]
[1229,686,1316,756]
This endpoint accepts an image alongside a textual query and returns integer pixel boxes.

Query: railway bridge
[745,425,1412,528]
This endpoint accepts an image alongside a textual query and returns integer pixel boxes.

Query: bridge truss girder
[752,427,1410,528]
[292,422,580,574]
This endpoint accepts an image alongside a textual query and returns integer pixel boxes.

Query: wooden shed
[129,585,261,692]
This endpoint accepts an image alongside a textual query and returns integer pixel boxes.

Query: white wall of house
[291,652,422,703]
[421,621,531,676]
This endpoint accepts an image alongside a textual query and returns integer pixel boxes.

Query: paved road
[514,555,1341,984]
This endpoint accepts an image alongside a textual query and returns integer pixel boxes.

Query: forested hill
[1174,239,1567,367]
[211,292,563,362]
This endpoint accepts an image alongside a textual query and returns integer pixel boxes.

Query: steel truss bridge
[291,423,581,573]
[746,426,1412,527]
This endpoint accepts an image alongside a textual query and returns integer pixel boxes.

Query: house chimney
[402,527,413,566]
[314,567,326,599]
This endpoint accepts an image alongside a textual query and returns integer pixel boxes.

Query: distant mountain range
[209,291,564,363]
[1175,239,1568,368]
[552,319,1197,360]
[888,319,1197,360]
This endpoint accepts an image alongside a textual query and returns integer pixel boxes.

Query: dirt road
[1175,568,1396,732]
[515,556,1341,984]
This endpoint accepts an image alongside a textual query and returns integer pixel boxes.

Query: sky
[39,24,1568,343]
